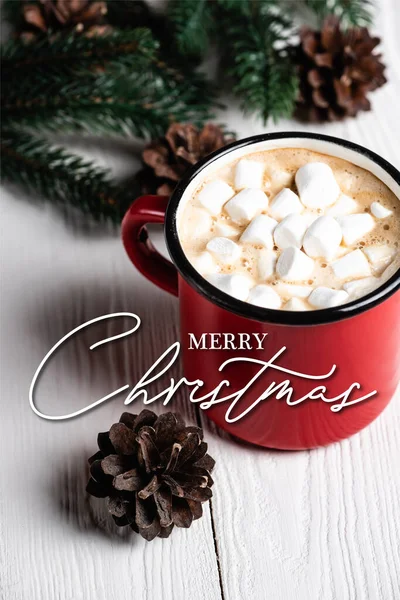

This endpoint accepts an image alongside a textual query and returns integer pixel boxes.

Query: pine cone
[87,410,215,541]
[295,16,387,122]
[20,0,108,39]
[140,123,236,195]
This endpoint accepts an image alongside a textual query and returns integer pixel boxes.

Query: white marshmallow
[206,237,241,264]
[274,214,308,249]
[224,188,269,224]
[235,159,264,189]
[370,201,393,219]
[240,215,277,249]
[258,250,277,280]
[181,207,212,238]
[247,285,282,309]
[336,213,375,245]
[207,273,253,301]
[302,211,320,227]
[335,246,352,259]
[343,277,377,298]
[295,162,340,209]
[214,221,240,238]
[269,188,303,221]
[276,247,315,282]
[363,245,396,269]
[283,298,309,311]
[191,251,218,275]
[268,168,293,189]
[380,255,400,283]
[308,287,349,309]
[303,216,342,260]
[331,249,371,280]
[275,283,313,298]
[326,193,359,217]
[198,180,235,215]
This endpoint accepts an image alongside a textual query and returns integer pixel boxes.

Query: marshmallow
[302,211,320,227]
[363,245,396,269]
[326,194,359,217]
[276,247,315,282]
[214,221,240,238]
[308,287,349,309]
[274,214,308,249]
[268,168,293,189]
[343,277,377,298]
[268,188,303,221]
[370,201,393,219]
[295,162,340,209]
[207,273,253,301]
[303,216,342,259]
[224,188,269,224]
[258,250,277,280]
[331,249,371,280]
[198,180,235,215]
[275,283,313,298]
[191,251,218,275]
[206,237,241,264]
[283,298,309,311]
[248,285,282,309]
[380,255,400,283]
[235,159,264,189]
[336,213,375,245]
[240,215,277,249]
[335,246,352,259]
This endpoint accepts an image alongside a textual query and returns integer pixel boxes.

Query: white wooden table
[1,1,400,598]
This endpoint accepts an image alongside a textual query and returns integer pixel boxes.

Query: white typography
[29,312,377,421]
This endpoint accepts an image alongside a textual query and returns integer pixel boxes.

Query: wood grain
[1,0,399,598]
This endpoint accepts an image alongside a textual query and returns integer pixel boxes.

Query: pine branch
[0,129,133,222]
[2,63,215,137]
[216,1,298,123]
[304,0,373,27]
[167,0,216,63]
[1,28,158,75]
[2,29,217,138]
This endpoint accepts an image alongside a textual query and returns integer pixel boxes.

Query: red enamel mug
[122,133,400,449]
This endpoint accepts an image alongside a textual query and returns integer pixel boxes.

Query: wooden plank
[0,195,222,600]
[1,1,400,598]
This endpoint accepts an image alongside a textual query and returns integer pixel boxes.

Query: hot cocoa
[178,148,400,311]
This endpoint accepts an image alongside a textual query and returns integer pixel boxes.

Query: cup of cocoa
[122,133,400,449]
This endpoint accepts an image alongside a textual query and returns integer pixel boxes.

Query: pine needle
[0,128,131,222]
[304,0,373,27]
[167,0,215,62]
[217,1,299,123]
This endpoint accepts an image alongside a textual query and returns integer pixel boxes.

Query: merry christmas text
[29,312,377,422]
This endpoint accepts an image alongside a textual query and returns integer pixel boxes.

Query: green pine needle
[167,0,216,62]
[2,67,215,138]
[0,129,131,222]
[2,29,217,139]
[304,0,373,27]
[1,28,159,75]
[217,1,299,123]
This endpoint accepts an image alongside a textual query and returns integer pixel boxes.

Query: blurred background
[1,2,400,600]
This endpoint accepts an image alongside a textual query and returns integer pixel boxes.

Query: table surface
[1,2,400,599]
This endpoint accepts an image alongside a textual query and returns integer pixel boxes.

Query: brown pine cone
[20,0,108,39]
[87,410,215,541]
[295,16,387,122]
[140,123,236,196]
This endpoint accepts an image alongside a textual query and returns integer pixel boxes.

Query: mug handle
[121,195,179,297]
